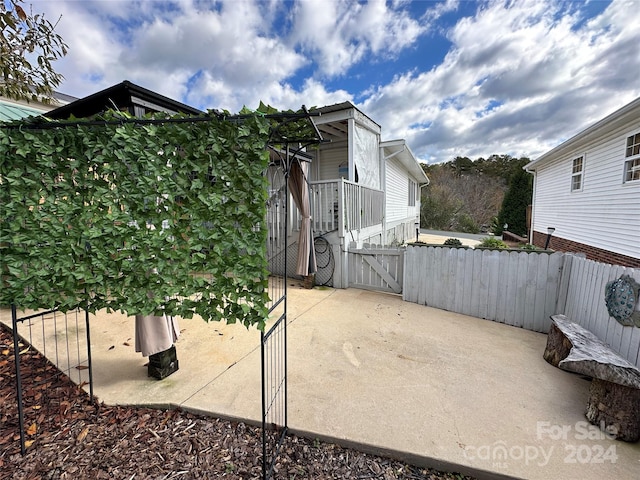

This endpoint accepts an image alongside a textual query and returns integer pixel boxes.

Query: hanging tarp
[353,123,380,190]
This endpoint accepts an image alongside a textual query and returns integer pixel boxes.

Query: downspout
[525,165,536,244]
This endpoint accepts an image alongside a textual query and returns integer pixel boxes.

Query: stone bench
[543,314,640,442]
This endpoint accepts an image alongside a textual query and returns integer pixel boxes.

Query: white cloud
[361,0,640,164]
[30,0,640,164]
[289,0,424,77]
[42,0,419,112]
[41,0,310,110]
[259,78,353,112]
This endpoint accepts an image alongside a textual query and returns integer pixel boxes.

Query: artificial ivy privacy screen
[0,111,275,328]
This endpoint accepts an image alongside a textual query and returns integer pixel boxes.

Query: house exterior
[39,87,427,287]
[525,97,640,268]
[45,80,202,119]
[285,102,430,287]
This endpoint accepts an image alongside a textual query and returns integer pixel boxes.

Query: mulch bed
[0,324,475,479]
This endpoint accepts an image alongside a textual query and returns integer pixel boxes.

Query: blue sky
[34,0,640,164]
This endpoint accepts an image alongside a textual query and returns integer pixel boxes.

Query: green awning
[0,101,44,122]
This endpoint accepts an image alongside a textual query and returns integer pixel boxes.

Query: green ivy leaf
[0,108,309,330]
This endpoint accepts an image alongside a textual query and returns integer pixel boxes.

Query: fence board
[555,254,572,314]
[454,249,466,313]
[547,254,565,328]
[532,252,546,331]
[522,252,538,329]
[461,249,474,316]
[476,251,489,319]
[467,249,478,315]
[626,327,640,366]
[485,251,499,322]
[583,261,597,330]
[599,263,620,344]
[502,252,517,326]
[416,246,429,306]
[556,256,639,367]
[445,248,457,312]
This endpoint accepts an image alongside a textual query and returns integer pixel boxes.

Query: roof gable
[46,80,203,119]
[382,139,429,184]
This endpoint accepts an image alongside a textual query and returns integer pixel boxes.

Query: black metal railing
[10,306,94,455]
[262,157,288,479]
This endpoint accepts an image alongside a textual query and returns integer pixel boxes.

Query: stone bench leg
[586,378,640,442]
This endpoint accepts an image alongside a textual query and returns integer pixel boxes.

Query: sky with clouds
[33,0,640,164]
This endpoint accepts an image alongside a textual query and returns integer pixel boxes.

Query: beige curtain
[288,160,317,276]
[135,314,180,357]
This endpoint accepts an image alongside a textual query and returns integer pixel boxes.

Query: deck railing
[293,179,383,237]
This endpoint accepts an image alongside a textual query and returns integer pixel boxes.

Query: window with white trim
[571,156,584,192]
[408,178,416,206]
[624,132,640,183]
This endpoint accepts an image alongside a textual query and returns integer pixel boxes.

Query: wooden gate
[348,245,404,294]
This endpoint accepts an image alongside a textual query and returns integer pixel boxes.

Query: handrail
[290,179,384,237]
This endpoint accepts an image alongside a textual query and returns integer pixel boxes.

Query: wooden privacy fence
[403,246,640,368]
[561,255,640,368]
[403,246,566,333]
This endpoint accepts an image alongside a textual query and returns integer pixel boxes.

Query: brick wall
[532,230,640,268]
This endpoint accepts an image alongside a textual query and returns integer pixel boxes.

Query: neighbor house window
[408,179,416,206]
[571,156,584,192]
[624,132,640,183]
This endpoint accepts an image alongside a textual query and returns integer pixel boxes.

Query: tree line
[420,154,533,237]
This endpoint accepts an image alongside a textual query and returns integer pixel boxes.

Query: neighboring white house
[525,97,640,268]
[283,101,430,287]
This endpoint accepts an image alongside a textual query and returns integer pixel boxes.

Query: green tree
[495,168,533,236]
[450,156,473,177]
[0,0,68,102]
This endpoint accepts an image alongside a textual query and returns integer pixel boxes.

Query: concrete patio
[3,285,639,479]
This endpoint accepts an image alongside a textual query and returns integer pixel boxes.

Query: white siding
[385,157,421,223]
[532,117,640,260]
[385,157,408,223]
[385,157,421,244]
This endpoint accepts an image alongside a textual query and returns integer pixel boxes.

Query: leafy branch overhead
[253,101,322,145]
[0,0,68,102]
[0,110,276,329]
